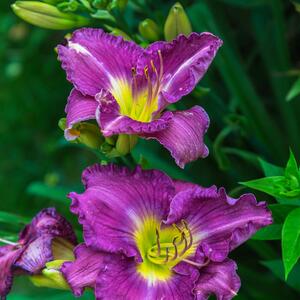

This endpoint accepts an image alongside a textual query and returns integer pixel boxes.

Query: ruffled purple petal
[143,106,209,168]
[69,164,174,259]
[95,255,199,300]
[173,179,199,194]
[196,259,241,300]
[138,33,222,105]
[19,208,77,246]
[64,89,98,140]
[14,235,55,274]
[0,246,23,299]
[61,244,104,297]
[57,28,143,97]
[166,186,272,262]
[96,94,172,136]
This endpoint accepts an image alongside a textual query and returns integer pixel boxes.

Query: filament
[0,238,18,246]
[164,247,169,263]
[155,228,161,256]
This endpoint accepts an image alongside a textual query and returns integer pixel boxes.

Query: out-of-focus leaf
[91,9,116,22]
[240,176,288,198]
[286,77,300,101]
[284,150,300,182]
[217,0,268,7]
[27,182,70,203]
[252,224,282,240]
[0,230,18,242]
[0,211,29,225]
[261,260,300,292]
[282,207,300,279]
[259,158,284,177]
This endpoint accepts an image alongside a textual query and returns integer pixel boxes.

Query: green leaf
[0,210,29,226]
[284,150,300,182]
[286,77,300,102]
[0,230,18,242]
[282,207,300,279]
[216,0,268,7]
[261,260,300,292]
[259,158,284,177]
[240,176,287,198]
[91,10,116,22]
[251,224,282,240]
[27,182,70,203]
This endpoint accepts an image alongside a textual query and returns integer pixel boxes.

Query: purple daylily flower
[57,29,222,168]
[0,208,77,299]
[62,164,272,299]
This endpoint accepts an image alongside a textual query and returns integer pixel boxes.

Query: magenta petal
[95,255,199,300]
[0,246,23,299]
[96,95,172,136]
[14,235,54,274]
[166,186,272,262]
[143,106,210,168]
[64,89,98,140]
[172,179,199,194]
[138,33,222,104]
[19,208,77,246]
[196,259,241,300]
[69,164,174,258]
[61,244,104,297]
[58,28,143,96]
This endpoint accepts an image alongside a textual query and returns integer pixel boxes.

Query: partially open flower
[57,28,222,167]
[62,164,272,299]
[0,208,77,299]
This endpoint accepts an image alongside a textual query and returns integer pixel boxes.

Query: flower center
[134,217,196,283]
[147,220,193,266]
[110,51,163,123]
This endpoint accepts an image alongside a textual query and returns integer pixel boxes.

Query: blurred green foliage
[2,0,300,299]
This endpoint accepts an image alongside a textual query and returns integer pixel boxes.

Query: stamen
[155,228,161,256]
[182,258,210,269]
[182,220,193,249]
[144,67,153,105]
[158,50,164,81]
[171,237,178,261]
[0,238,18,246]
[150,60,160,97]
[131,67,138,102]
[179,232,188,256]
[164,247,169,263]
[173,223,183,233]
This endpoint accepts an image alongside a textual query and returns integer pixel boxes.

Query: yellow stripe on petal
[110,78,158,123]
[134,216,197,284]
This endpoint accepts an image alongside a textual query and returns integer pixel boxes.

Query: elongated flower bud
[115,134,137,156]
[11,1,89,30]
[30,260,70,290]
[164,2,192,41]
[139,18,160,42]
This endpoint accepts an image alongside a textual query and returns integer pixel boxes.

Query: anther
[181,220,193,249]
[179,232,188,256]
[157,50,164,81]
[164,247,169,263]
[171,237,178,261]
[131,67,136,76]
[155,228,161,256]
